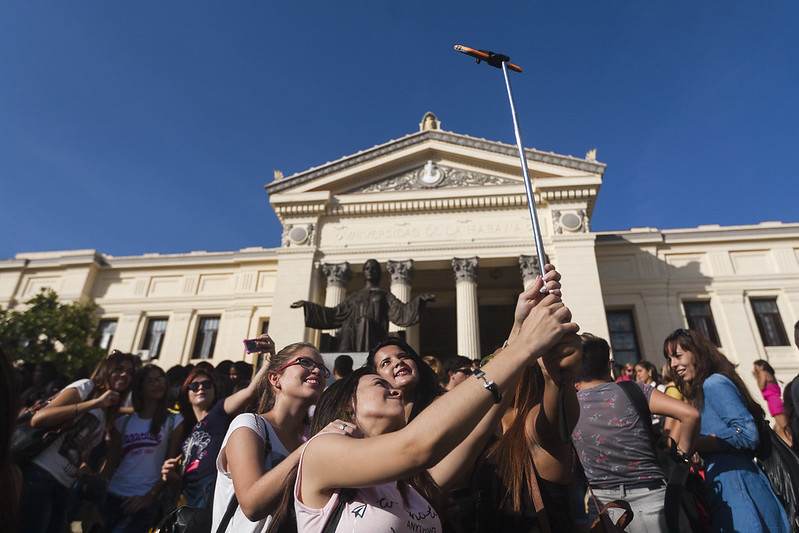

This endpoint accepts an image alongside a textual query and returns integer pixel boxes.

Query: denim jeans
[182,473,216,509]
[18,463,70,533]
[591,481,668,533]
[99,492,161,533]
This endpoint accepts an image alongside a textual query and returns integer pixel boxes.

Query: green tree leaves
[0,289,106,377]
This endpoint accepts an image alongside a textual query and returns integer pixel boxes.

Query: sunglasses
[187,380,214,392]
[145,376,166,386]
[275,357,331,378]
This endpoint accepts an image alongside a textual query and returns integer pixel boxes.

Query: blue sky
[2,2,797,259]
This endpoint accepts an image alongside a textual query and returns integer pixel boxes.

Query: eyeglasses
[275,357,331,378]
[187,380,214,392]
[145,376,166,386]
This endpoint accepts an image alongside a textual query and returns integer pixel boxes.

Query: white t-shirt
[107,411,183,497]
[33,379,105,487]
[211,413,291,533]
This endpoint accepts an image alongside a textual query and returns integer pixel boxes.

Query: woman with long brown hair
[664,328,789,532]
[211,342,353,532]
[268,284,578,532]
[18,350,138,533]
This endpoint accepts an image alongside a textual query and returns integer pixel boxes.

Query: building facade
[2,113,798,397]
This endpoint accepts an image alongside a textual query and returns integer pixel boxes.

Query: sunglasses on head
[276,357,331,378]
[187,380,214,392]
[454,368,473,375]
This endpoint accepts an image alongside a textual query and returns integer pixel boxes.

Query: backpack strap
[616,380,653,434]
[322,488,356,533]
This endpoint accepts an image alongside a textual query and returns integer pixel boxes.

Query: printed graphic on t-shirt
[350,495,439,532]
[122,428,163,457]
[182,430,211,474]
[58,413,102,477]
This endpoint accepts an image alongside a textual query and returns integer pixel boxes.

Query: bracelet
[473,370,502,403]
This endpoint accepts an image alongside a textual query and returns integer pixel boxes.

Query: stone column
[452,257,481,359]
[518,255,541,289]
[387,260,418,348]
[321,262,351,335]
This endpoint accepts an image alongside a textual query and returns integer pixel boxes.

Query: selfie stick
[454,45,547,278]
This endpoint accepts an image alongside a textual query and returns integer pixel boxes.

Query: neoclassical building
[2,113,798,395]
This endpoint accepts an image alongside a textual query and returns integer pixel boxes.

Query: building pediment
[345,161,520,194]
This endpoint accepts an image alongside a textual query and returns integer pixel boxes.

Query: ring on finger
[339,423,347,430]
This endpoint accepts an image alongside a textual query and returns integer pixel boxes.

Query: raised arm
[30,386,119,429]
[428,272,562,490]
[300,294,578,500]
[527,332,582,483]
[223,335,275,416]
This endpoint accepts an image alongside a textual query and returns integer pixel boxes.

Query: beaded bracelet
[473,370,502,403]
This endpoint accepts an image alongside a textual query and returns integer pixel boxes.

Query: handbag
[587,493,634,533]
[754,417,799,532]
[11,393,66,464]
[616,381,711,533]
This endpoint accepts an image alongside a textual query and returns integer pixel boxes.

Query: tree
[0,288,106,377]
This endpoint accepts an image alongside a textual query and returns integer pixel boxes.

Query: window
[260,320,270,335]
[606,310,642,366]
[683,301,721,347]
[192,316,220,359]
[751,298,790,346]
[94,319,117,351]
[142,318,168,359]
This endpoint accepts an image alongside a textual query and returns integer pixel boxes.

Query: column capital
[452,257,479,284]
[321,262,351,289]
[387,260,415,285]
[518,255,541,282]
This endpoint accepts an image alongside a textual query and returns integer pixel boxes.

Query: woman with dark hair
[267,284,577,532]
[161,336,272,509]
[753,359,791,445]
[366,337,444,422]
[211,342,352,532]
[634,360,660,388]
[93,364,185,532]
[664,328,789,533]
[19,361,59,410]
[18,350,138,533]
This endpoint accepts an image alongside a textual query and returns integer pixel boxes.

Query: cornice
[265,129,606,195]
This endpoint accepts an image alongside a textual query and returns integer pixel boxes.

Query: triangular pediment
[344,161,521,194]
[266,115,606,224]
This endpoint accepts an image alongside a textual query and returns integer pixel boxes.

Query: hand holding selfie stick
[454,45,547,281]
[456,45,571,443]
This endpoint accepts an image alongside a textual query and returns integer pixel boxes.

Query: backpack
[11,392,66,464]
[616,380,711,533]
[753,417,799,532]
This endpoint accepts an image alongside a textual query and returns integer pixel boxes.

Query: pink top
[761,382,786,417]
[294,433,441,533]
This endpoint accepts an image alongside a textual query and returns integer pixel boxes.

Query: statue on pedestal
[291,259,435,352]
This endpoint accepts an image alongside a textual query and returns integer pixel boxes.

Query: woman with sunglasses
[18,351,138,533]
[90,364,185,532]
[664,328,789,533]
[161,335,273,509]
[211,342,355,532]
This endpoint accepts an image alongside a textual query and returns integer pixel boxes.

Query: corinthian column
[387,260,420,349]
[518,255,540,289]
[452,257,480,359]
[321,262,351,335]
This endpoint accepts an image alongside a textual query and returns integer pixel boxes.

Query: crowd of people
[2,265,799,533]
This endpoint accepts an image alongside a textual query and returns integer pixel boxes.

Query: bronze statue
[291,259,435,352]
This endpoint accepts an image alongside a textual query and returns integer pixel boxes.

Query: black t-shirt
[181,400,233,483]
